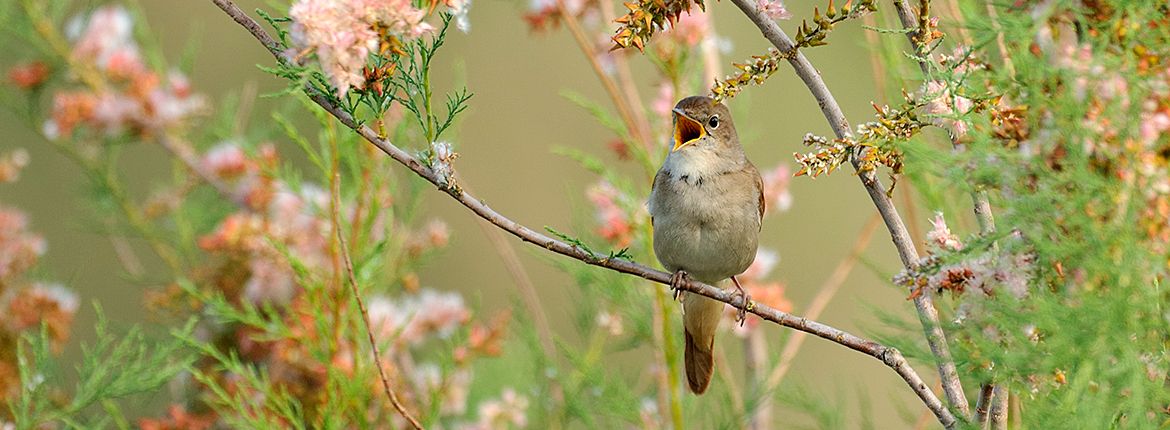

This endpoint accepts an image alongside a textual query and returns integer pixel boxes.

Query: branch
[725,0,968,419]
[207,0,954,426]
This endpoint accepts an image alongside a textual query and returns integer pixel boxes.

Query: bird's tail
[682,289,724,394]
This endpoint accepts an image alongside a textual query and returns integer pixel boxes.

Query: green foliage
[13,309,195,429]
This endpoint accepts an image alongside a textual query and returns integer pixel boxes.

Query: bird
[648,95,765,394]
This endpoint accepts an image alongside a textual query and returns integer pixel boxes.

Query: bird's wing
[756,172,765,230]
[745,162,765,230]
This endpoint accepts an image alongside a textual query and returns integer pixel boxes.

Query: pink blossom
[756,0,791,20]
[423,219,450,248]
[290,0,378,96]
[0,207,47,281]
[651,82,675,123]
[201,142,250,179]
[926,212,963,252]
[920,80,973,138]
[243,257,297,305]
[355,0,435,38]
[290,0,435,96]
[760,163,793,215]
[43,8,207,140]
[1140,110,1170,145]
[466,388,529,429]
[70,6,143,74]
[667,11,710,46]
[447,0,473,33]
[368,289,471,346]
[7,62,50,90]
[2,283,79,348]
[411,364,471,416]
[586,181,633,247]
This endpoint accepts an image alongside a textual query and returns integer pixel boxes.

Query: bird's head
[671,95,738,153]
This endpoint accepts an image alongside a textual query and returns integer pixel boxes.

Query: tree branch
[725,0,968,418]
[207,0,956,426]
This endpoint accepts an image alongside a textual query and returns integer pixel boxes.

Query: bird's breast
[649,170,760,283]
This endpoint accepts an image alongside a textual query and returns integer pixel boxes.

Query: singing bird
[648,95,763,394]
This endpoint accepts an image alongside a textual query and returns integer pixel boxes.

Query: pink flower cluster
[586,180,634,248]
[42,6,205,140]
[756,0,791,20]
[0,207,46,282]
[461,388,530,429]
[0,205,78,401]
[197,142,331,305]
[367,289,471,347]
[289,0,437,96]
[919,214,1034,303]
[523,0,590,32]
[665,11,711,47]
[920,80,974,139]
[927,212,963,252]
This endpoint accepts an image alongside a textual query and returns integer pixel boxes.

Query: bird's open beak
[672,108,705,152]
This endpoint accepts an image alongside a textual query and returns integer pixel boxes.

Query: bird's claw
[669,270,689,302]
[731,276,751,327]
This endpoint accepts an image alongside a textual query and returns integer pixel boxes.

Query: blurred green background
[0,0,948,426]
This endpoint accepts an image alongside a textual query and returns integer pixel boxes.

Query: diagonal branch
[724,0,968,418]
[207,0,955,427]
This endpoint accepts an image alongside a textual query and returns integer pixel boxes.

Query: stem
[209,1,956,426]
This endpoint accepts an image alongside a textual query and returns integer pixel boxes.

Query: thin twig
[725,0,967,419]
[208,1,955,426]
[764,214,880,390]
[329,171,424,430]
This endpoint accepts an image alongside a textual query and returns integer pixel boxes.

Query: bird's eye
[707,115,720,129]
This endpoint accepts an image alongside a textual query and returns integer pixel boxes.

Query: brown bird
[648,95,764,394]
